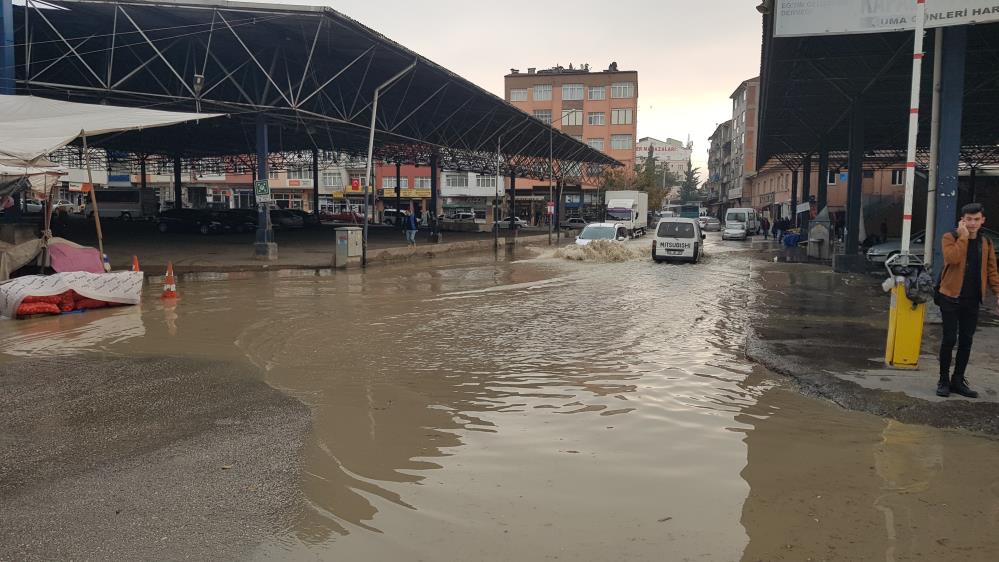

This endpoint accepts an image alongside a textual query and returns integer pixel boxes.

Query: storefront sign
[775,0,999,37]
[380,188,431,198]
[350,178,361,191]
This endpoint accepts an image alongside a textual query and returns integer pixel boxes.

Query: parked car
[157,209,223,235]
[447,212,477,222]
[52,199,80,213]
[284,209,320,228]
[575,222,629,246]
[722,221,748,241]
[270,209,305,229]
[215,209,258,233]
[865,228,999,263]
[382,209,404,226]
[24,199,45,214]
[699,216,721,232]
[327,210,364,223]
[560,217,588,230]
[496,216,529,229]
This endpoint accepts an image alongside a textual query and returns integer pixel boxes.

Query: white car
[722,222,748,241]
[652,217,705,263]
[575,222,629,246]
[53,200,79,213]
[496,216,529,228]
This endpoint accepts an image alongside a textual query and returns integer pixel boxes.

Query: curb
[745,326,999,436]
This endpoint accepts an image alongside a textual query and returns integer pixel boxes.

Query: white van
[84,189,159,220]
[725,207,759,235]
[652,217,704,263]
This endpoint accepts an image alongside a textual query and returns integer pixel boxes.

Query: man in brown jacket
[937,203,999,397]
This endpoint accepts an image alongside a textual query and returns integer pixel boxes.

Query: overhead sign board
[253,179,271,202]
[775,1,999,37]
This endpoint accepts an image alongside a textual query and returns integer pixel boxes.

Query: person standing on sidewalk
[404,210,419,246]
[936,203,999,398]
[761,217,770,240]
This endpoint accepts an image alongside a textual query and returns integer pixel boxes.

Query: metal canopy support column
[932,26,967,275]
[255,114,276,259]
[312,147,319,218]
[801,154,812,232]
[394,162,402,230]
[790,167,799,227]
[845,101,864,254]
[429,152,439,242]
[140,156,147,190]
[508,172,516,234]
[0,0,12,94]
[817,143,829,213]
[173,155,183,209]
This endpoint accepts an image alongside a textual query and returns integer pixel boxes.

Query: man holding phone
[936,203,999,398]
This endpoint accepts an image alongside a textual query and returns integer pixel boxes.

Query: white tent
[0,95,224,166]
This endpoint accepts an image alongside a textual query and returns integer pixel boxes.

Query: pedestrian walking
[936,203,999,398]
[761,217,770,239]
[772,218,781,242]
[404,210,419,246]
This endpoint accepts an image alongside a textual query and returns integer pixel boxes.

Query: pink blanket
[48,241,104,273]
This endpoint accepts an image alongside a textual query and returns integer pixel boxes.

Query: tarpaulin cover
[47,238,104,274]
[0,271,143,319]
[0,238,45,282]
[0,95,223,165]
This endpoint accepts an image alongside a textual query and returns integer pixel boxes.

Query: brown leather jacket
[939,232,999,300]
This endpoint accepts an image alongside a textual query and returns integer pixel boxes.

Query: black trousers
[939,298,980,378]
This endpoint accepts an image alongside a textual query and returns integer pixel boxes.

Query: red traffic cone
[132,255,141,272]
[161,262,178,299]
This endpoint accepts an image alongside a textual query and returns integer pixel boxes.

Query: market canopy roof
[12,0,618,176]
[0,95,224,165]
[757,15,999,169]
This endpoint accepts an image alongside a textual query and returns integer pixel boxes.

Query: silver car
[865,228,999,263]
[699,216,721,232]
[722,221,748,241]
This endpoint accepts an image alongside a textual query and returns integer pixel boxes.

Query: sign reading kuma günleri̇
[775,0,999,37]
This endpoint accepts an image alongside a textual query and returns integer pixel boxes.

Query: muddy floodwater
[2,238,999,561]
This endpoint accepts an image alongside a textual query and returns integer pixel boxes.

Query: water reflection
[0,307,145,357]
[736,376,999,561]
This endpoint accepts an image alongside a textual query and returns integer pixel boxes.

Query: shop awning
[0,95,224,166]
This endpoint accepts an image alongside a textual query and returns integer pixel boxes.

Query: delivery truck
[604,190,649,237]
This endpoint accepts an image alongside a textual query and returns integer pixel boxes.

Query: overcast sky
[264,0,764,171]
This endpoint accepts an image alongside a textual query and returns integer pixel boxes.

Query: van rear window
[657,222,695,238]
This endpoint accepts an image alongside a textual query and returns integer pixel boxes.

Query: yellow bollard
[885,282,925,368]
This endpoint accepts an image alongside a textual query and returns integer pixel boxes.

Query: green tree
[680,162,701,203]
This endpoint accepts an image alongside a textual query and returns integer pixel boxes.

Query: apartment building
[706,120,733,216]
[635,137,692,184]
[729,77,759,206]
[505,63,638,197]
[750,163,909,235]
[373,164,506,222]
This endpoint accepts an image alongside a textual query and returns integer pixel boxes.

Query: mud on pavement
[0,356,311,562]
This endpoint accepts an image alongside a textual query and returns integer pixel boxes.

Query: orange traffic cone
[132,255,141,272]
[161,262,178,299]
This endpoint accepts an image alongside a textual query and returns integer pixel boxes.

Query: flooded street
[3,236,999,561]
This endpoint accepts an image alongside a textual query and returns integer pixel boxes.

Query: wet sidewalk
[53,219,565,274]
[747,258,999,434]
